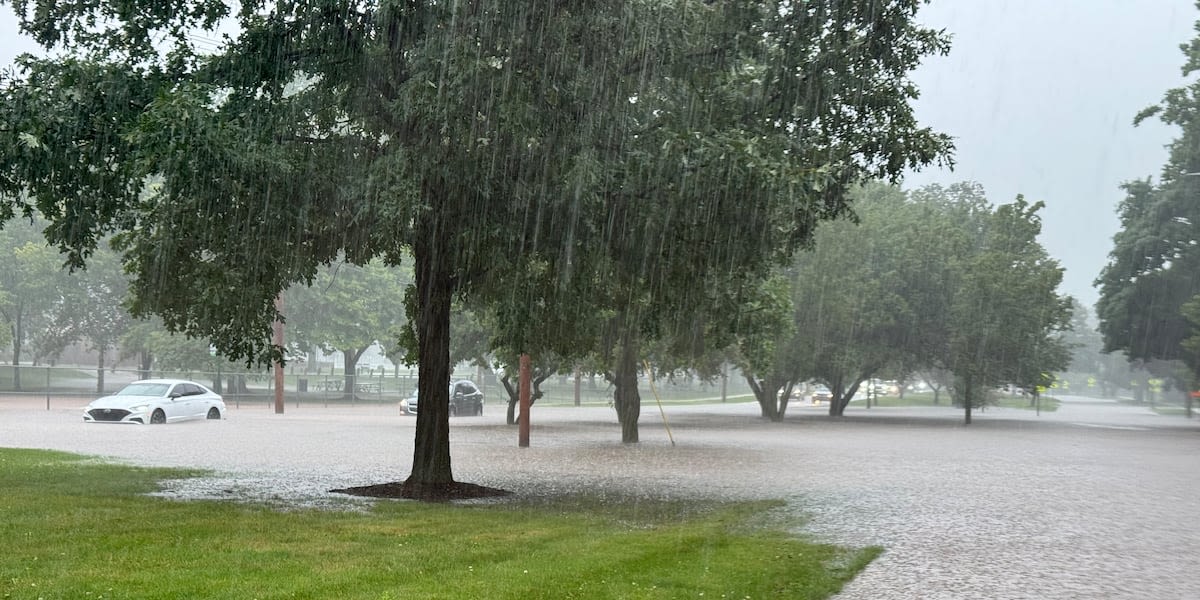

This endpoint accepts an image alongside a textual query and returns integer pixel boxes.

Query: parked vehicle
[83,379,225,424]
[811,385,833,404]
[400,380,484,417]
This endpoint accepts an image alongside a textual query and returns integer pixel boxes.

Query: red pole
[273,295,285,414]
[519,353,531,447]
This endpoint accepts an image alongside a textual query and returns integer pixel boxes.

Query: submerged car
[83,379,226,424]
[400,380,484,417]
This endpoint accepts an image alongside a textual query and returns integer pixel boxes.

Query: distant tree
[118,318,164,379]
[942,197,1072,424]
[286,260,409,399]
[732,276,799,421]
[145,331,253,394]
[917,367,953,405]
[0,218,67,390]
[788,184,960,417]
[1060,299,1105,376]
[48,247,132,392]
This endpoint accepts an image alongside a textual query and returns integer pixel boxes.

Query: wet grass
[0,448,877,599]
[0,365,98,392]
[1150,405,1195,417]
[847,392,1061,412]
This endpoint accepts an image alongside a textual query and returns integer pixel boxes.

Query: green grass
[1150,405,1195,417]
[995,395,1060,412]
[0,365,96,392]
[0,448,878,600]
[847,392,1060,412]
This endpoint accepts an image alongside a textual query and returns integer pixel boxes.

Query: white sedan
[83,379,226,424]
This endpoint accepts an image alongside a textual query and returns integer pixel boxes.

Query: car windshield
[116,383,170,397]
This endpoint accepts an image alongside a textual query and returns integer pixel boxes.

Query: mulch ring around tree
[331,480,512,502]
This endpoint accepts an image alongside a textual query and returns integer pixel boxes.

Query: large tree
[780,183,959,417]
[942,196,1071,424]
[1097,6,1200,382]
[487,1,953,441]
[1,0,951,491]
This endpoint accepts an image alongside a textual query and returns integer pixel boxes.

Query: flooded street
[2,396,1198,599]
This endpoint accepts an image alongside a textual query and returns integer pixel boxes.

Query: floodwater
[2,395,1198,599]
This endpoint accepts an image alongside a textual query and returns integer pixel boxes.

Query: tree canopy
[739,182,1071,424]
[1,0,953,494]
[1096,8,1200,391]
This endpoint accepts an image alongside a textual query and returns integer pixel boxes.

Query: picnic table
[315,380,343,392]
[354,382,382,394]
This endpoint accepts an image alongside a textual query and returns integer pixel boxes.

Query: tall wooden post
[519,353,531,447]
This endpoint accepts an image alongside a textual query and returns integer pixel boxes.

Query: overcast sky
[905,0,1195,309]
[2,3,1197,310]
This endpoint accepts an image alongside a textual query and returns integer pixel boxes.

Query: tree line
[1,0,992,498]
[1096,7,1200,413]
[2,176,1074,432]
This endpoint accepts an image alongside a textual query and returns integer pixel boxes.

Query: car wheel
[475,404,483,416]
[207,407,221,420]
[150,409,166,425]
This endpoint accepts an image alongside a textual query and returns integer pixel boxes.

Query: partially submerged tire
[207,407,221,420]
[150,409,166,424]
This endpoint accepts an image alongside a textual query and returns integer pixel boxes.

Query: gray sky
[2,3,1196,309]
[905,0,1195,309]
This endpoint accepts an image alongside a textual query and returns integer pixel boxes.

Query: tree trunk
[342,347,366,400]
[96,348,106,394]
[829,378,864,417]
[138,350,152,379]
[502,374,519,425]
[404,212,455,490]
[932,385,941,405]
[502,371,548,425]
[11,308,23,391]
[963,375,973,425]
[612,336,641,443]
[746,375,788,421]
[828,378,845,417]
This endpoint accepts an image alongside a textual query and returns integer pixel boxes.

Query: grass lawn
[847,392,1060,412]
[1150,405,1194,417]
[0,365,97,392]
[0,448,878,599]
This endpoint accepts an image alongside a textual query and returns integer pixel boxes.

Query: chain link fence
[0,364,753,411]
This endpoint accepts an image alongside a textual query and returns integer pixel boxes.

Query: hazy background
[906,0,1195,309]
[2,1,1196,310]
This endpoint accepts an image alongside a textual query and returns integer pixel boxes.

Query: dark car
[400,379,484,417]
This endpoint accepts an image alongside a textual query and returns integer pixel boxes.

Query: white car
[83,379,226,424]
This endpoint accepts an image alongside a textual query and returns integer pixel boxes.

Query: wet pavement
[2,394,1198,599]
